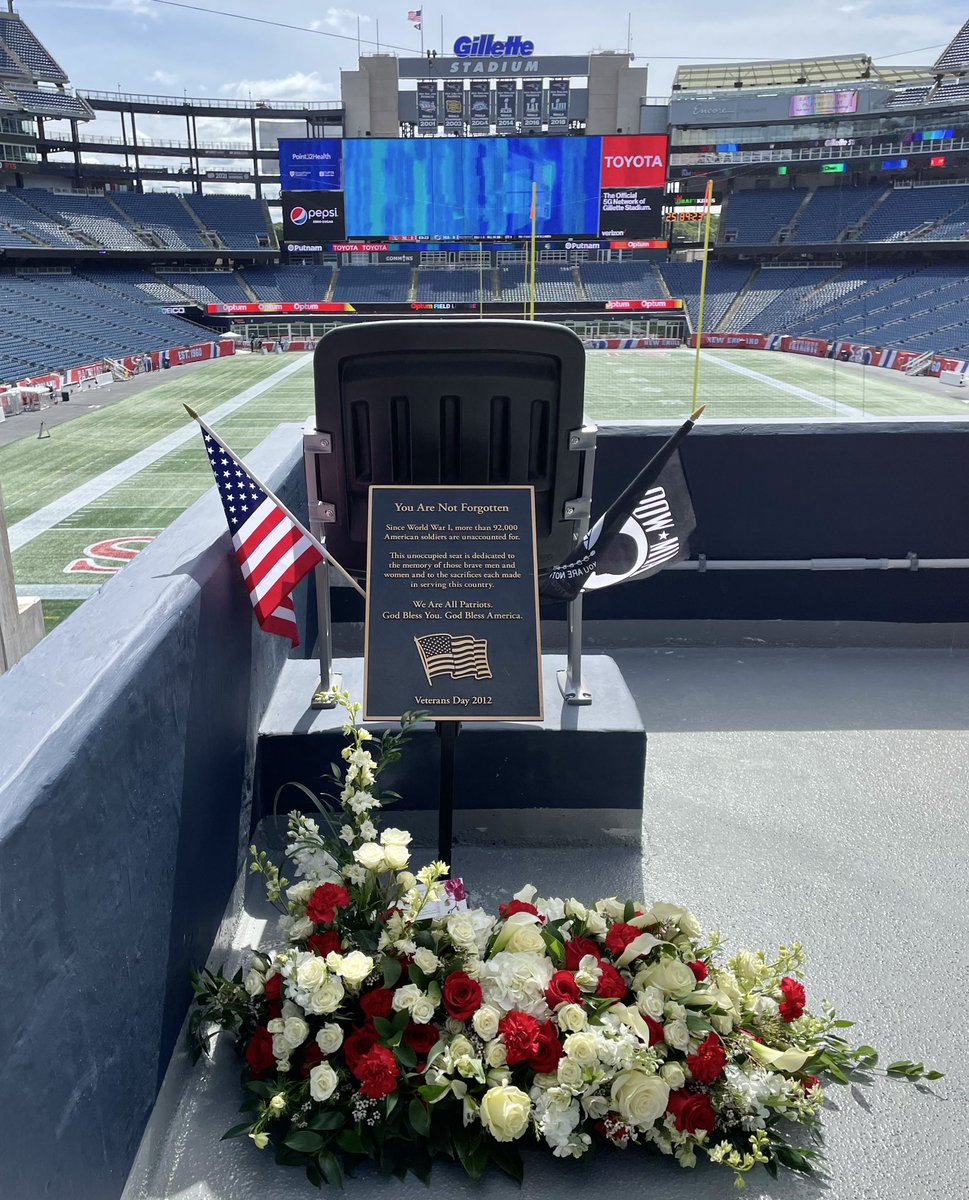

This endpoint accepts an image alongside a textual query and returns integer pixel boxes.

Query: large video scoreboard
[279,134,668,247]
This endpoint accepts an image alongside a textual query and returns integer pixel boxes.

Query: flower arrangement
[191,693,940,1190]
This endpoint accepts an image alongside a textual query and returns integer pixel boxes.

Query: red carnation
[360,987,395,1020]
[687,1033,728,1084]
[342,1022,381,1074]
[296,1040,325,1077]
[499,899,543,920]
[800,1075,821,1092]
[596,963,628,1001]
[642,1013,665,1047]
[779,976,807,1023]
[307,930,342,958]
[564,937,602,970]
[530,1021,565,1074]
[403,1021,440,1071]
[443,971,483,1022]
[355,1044,400,1099]
[306,883,351,925]
[545,970,582,1009]
[244,1026,276,1079]
[667,1089,717,1135]
[499,1010,542,1065]
[688,960,709,982]
[604,922,642,958]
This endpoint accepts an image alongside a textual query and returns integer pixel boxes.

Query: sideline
[699,350,868,418]
[7,355,312,553]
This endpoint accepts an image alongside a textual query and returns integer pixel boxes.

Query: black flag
[541,412,699,601]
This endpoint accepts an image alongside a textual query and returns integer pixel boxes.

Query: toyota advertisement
[278,134,666,244]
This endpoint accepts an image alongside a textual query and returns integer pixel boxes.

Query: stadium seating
[183,194,275,251]
[498,264,579,302]
[239,264,334,301]
[724,267,839,332]
[155,271,251,305]
[78,268,194,306]
[415,268,492,302]
[110,192,209,251]
[856,185,969,242]
[19,189,146,250]
[330,265,412,303]
[720,188,809,244]
[0,189,89,249]
[579,261,665,300]
[656,262,753,330]
[788,187,888,244]
[0,11,67,79]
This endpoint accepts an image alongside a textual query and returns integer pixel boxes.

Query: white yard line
[7,355,311,553]
[15,584,101,599]
[699,350,868,418]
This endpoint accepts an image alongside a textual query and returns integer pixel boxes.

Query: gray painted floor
[124,643,968,1200]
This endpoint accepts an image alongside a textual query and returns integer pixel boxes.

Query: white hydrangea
[476,951,554,1017]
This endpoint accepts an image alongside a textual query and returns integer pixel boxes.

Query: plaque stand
[304,423,341,710]
[436,720,462,868]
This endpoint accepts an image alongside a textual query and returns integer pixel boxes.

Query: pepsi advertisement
[279,135,667,242]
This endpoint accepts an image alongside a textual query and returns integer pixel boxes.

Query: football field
[2,347,966,629]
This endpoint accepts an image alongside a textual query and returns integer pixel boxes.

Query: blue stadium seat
[720,189,809,244]
[330,265,412,303]
[183,194,275,251]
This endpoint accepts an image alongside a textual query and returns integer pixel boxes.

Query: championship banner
[495,79,517,131]
[417,79,438,133]
[521,79,542,130]
[468,79,490,132]
[443,80,464,131]
[548,78,569,129]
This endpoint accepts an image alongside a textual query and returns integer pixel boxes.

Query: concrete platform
[256,655,647,846]
[125,640,967,1200]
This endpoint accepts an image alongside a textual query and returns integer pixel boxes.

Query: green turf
[2,348,966,629]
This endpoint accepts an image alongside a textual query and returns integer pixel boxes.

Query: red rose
[443,971,483,1022]
[688,960,709,982]
[564,937,602,970]
[667,1089,716,1135]
[642,1013,665,1047]
[779,976,806,1023]
[245,1026,275,1079]
[596,963,628,1001]
[545,970,582,1009]
[499,1011,542,1065]
[306,883,351,925]
[360,987,395,1020]
[342,1022,381,1073]
[687,1033,727,1084]
[403,1021,440,1065]
[499,899,543,920]
[529,1021,565,1074]
[307,930,342,958]
[800,1075,821,1092]
[263,971,283,1019]
[604,922,642,958]
[355,1044,400,1098]
[296,1040,325,1077]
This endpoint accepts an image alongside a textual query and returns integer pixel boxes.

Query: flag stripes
[415,633,492,685]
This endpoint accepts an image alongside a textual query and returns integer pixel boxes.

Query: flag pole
[529,180,538,322]
[183,405,367,600]
[479,239,484,318]
[691,177,715,413]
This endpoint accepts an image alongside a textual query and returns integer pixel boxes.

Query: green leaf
[424,1038,446,1070]
[623,900,636,922]
[392,1008,412,1034]
[418,1082,450,1103]
[317,1150,344,1189]
[409,1097,431,1138]
[489,1141,524,1183]
[396,1041,418,1071]
[308,1110,345,1132]
[338,1129,366,1156]
[373,1017,394,1039]
[284,1130,326,1155]
[454,1128,488,1181]
[221,1122,254,1140]
[925,1071,945,1081]
[832,1019,855,1028]
[409,963,428,988]
[382,957,402,989]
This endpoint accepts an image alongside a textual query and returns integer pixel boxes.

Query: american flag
[407,8,422,21]
[200,425,322,647]
[415,633,492,685]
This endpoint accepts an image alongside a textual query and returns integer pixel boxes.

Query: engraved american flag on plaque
[414,633,492,686]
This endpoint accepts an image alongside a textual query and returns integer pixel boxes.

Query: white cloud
[218,72,336,103]
[309,8,371,35]
[45,0,159,17]
[149,69,178,86]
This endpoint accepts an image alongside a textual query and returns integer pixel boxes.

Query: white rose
[638,958,696,998]
[661,1062,686,1090]
[266,1018,285,1034]
[479,1085,531,1142]
[269,1092,286,1114]
[485,1039,508,1067]
[564,898,588,921]
[492,911,543,954]
[712,1014,734,1035]
[316,1023,343,1054]
[271,1033,289,1059]
[446,912,479,950]
[282,1016,310,1050]
[584,911,607,935]
[413,948,439,975]
[563,1031,599,1067]
[392,983,422,1012]
[557,1056,586,1091]
[244,970,264,998]
[574,955,602,994]
[596,898,626,921]
[335,950,374,989]
[397,871,417,892]
[664,1018,691,1052]
[411,996,437,1024]
[650,903,702,939]
[380,827,412,847]
[556,1003,587,1032]
[295,957,328,991]
[353,842,386,871]
[472,1005,501,1041]
[503,923,547,955]
[638,985,665,1020]
[383,844,410,871]
[305,977,344,1015]
[286,881,316,904]
[282,916,315,942]
[309,1062,338,1103]
[610,1070,670,1129]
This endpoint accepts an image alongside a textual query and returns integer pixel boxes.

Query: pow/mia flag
[541,411,700,602]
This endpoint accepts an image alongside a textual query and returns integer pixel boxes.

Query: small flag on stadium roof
[408,9,422,26]
[194,420,323,647]
[540,409,701,602]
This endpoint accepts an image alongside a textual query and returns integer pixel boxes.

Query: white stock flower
[358,819,377,842]
[392,983,422,1012]
[339,824,356,846]
[413,948,439,975]
[353,842,387,872]
[309,1062,338,1102]
[316,1023,343,1054]
[411,996,437,1024]
[563,1031,599,1067]
[479,1085,531,1142]
[556,1003,588,1032]
[472,1005,501,1040]
[610,1070,670,1129]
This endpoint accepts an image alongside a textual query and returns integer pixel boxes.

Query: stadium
[0,5,967,1200]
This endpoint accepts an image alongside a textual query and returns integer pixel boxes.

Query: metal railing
[670,137,969,167]
[40,132,268,153]
[78,89,341,112]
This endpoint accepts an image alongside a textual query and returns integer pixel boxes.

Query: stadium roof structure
[0,10,68,83]
[935,17,969,72]
[672,53,935,92]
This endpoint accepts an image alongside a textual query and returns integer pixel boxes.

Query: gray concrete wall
[0,425,309,1200]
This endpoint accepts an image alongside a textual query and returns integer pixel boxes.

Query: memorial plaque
[364,486,542,722]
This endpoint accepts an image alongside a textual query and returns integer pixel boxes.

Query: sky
[10,0,969,195]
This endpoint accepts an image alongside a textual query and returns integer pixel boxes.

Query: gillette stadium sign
[453,34,534,58]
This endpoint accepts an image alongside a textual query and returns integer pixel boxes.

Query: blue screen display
[279,138,343,190]
[339,137,603,238]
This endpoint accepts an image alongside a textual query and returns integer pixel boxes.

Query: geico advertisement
[282,191,346,242]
